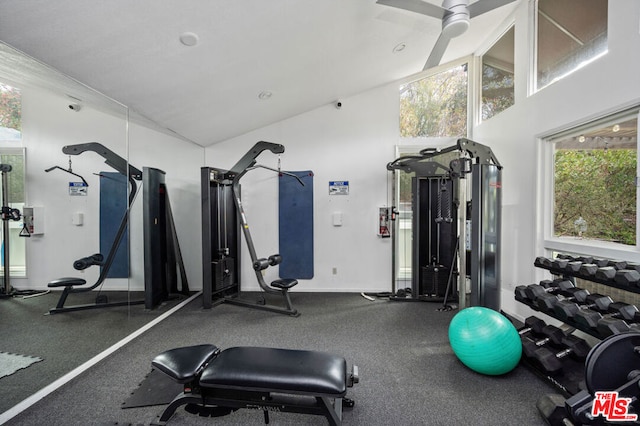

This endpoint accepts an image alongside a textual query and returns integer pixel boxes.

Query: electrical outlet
[332,267,337,275]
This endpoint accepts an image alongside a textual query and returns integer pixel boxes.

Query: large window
[0,82,25,277]
[482,26,515,121]
[536,0,608,91]
[399,63,468,138]
[0,82,21,141]
[547,108,638,248]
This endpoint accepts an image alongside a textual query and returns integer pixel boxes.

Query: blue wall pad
[279,171,314,279]
[100,172,129,278]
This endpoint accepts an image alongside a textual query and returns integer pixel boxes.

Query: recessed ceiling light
[612,124,620,132]
[258,91,273,100]
[393,43,406,53]
[179,32,199,47]
[578,135,586,143]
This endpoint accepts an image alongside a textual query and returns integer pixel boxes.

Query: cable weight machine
[0,164,25,298]
[386,138,502,310]
[201,141,304,316]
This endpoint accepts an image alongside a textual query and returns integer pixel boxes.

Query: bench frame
[151,344,358,425]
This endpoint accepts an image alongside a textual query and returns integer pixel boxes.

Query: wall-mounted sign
[329,181,349,195]
[69,182,88,196]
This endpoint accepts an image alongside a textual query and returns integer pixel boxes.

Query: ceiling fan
[377,0,518,70]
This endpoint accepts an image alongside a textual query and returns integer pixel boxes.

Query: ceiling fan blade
[376,0,447,20]
[423,32,452,70]
[467,0,518,18]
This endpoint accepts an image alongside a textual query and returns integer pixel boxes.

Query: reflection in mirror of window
[0,149,26,277]
[399,64,468,138]
[482,26,514,121]
[552,111,637,246]
[536,0,608,91]
[0,82,22,141]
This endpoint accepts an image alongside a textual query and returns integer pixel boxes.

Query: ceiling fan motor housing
[441,0,471,37]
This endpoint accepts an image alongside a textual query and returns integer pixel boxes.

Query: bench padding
[200,346,347,397]
[152,344,219,384]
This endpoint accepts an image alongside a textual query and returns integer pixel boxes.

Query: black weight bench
[151,344,359,425]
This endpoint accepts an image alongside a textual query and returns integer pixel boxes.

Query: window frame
[532,0,609,94]
[479,24,516,123]
[398,55,474,141]
[538,104,640,260]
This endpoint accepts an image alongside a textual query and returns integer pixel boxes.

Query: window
[547,108,638,248]
[399,63,468,138]
[536,0,608,91]
[0,82,25,277]
[482,26,515,121]
[0,148,26,277]
[0,82,21,141]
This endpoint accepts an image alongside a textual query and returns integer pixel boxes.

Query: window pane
[0,83,21,141]
[482,27,514,121]
[537,0,607,90]
[553,116,637,245]
[400,64,468,137]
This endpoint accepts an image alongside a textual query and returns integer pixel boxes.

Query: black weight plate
[585,332,640,394]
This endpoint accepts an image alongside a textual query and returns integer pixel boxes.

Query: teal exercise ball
[448,307,521,376]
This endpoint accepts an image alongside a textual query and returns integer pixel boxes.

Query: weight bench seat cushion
[270,278,298,289]
[200,346,347,397]
[48,277,87,288]
[152,344,219,384]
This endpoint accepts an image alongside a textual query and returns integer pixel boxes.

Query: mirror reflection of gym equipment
[201,141,305,316]
[45,142,190,314]
[386,138,502,310]
[0,163,34,299]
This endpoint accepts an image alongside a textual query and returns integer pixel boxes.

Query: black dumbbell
[596,317,632,337]
[555,293,612,322]
[534,256,553,268]
[551,290,592,320]
[579,263,598,277]
[529,334,591,374]
[536,287,590,314]
[524,280,575,302]
[575,302,639,337]
[515,280,568,304]
[521,324,566,358]
[537,394,571,426]
[564,261,583,273]
[518,316,547,336]
[595,266,617,281]
[614,269,640,286]
[574,299,636,328]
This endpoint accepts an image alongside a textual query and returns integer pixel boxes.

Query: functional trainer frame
[201,141,303,316]
[387,138,502,310]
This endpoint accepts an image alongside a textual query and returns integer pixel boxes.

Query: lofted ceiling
[0,0,519,147]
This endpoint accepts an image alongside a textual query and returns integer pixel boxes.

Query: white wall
[473,0,640,319]
[206,84,399,292]
[15,84,204,292]
[208,0,640,311]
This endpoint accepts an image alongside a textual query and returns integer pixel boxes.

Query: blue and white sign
[329,181,349,195]
[69,182,88,196]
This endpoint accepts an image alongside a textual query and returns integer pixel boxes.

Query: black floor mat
[121,369,181,409]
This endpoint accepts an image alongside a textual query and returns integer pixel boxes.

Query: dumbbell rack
[525,256,640,340]
[534,256,640,296]
[517,255,640,426]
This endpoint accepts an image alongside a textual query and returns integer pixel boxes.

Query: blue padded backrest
[279,171,314,279]
[100,171,129,278]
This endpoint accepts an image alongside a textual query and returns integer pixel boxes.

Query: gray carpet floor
[0,290,189,414]
[2,293,557,425]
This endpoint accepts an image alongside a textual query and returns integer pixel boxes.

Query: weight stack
[421,264,449,298]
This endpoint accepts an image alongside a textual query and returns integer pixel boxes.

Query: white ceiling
[0,0,519,147]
